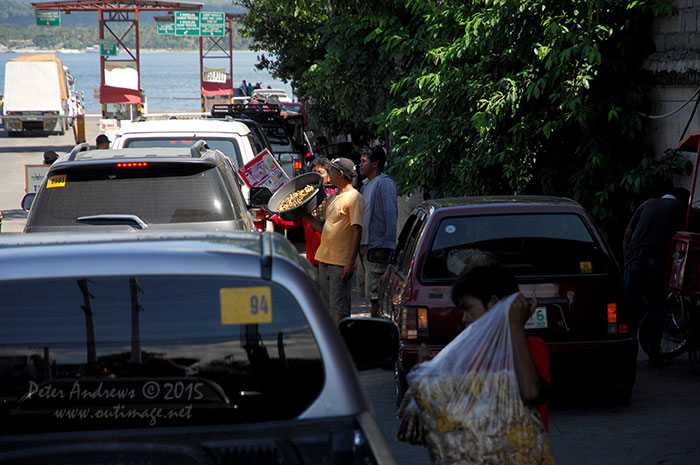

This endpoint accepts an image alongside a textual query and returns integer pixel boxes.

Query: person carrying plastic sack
[398,262,554,465]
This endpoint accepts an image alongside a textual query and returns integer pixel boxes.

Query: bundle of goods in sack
[399,293,555,465]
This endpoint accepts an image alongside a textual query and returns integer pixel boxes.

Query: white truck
[2,54,81,136]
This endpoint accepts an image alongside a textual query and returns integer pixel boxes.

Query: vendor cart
[667,132,700,296]
[660,132,700,370]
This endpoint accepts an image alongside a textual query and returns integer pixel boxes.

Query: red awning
[201,80,232,97]
[99,85,141,104]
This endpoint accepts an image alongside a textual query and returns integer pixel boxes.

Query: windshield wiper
[76,214,148,230]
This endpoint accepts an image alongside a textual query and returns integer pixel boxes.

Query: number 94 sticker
[220,287,272,325]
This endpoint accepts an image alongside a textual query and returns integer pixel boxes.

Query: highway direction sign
[173,11,225,36]
[200,12,225,36]
[35,10,60,26]
[100,40,118,56]
[157,23,176,35]
[175,11,200,36]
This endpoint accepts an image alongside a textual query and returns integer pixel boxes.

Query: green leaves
[238,0,679,255]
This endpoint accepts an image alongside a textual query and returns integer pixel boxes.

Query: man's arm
[379,178,398,248]
[343,224,362,281]
[509,294,546,404]
[305,214,323,233]
[622,228,633,257]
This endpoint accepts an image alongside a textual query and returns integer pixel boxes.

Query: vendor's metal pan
[267,172,326,221]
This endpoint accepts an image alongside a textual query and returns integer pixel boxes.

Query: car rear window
[423,213,608,280]
[124,138,244,169]
[29,163,238,227]
[0,276,324,434]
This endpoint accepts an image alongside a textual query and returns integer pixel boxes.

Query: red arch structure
[31,0,207,115]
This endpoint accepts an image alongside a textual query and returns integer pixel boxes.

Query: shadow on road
[0,145,76,154]
[1,209,27,220]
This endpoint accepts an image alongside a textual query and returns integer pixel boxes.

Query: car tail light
[116,162,149,168]
[294,160,302,170]
[399,306,429,339]
[251,208,267,230]
[305,151,314,159]
[607,302,620,334]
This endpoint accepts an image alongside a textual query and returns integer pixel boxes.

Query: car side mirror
[338,317,398,371]
[249,186,273,208]
[21,193,36,212]
[366,247,393,265]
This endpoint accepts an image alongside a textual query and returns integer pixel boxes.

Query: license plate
[525,306,548,329]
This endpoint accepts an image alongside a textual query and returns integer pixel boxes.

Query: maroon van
[377,196,638,405]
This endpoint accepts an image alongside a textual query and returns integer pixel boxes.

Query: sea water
[0,51,293,113]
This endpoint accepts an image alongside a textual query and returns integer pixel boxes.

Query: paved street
[0,116,99,234]
[3,123,700,464]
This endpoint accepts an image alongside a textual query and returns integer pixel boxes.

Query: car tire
[394,360,408,407]
[638,294,688,360]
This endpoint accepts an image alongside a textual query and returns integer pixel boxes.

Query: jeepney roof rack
[210,102,282,122]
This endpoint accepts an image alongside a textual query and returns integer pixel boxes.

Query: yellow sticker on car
[580,261,593,273]
[46,174,66,188]
[220,286,272,325]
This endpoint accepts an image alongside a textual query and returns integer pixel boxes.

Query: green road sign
[35,10,60,27]
[100,40,117,56]
[157,23,176,35]
[175,11,200,36]
[200,12,225,36]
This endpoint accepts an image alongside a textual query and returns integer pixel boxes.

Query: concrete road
[0,116,100,233]
[3,122,700,465]
[362,352,700,465]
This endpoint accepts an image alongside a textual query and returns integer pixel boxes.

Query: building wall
[643,0,700,200]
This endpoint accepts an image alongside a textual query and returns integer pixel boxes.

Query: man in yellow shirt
[306,157,365,323]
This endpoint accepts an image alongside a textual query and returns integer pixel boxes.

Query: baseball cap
[329,157,356,180]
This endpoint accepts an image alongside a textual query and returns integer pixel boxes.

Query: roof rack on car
[210,102,282,122]
[67,142,91,161]
[190,140,210,158]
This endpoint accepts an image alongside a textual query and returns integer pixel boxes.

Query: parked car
[21,143,255,233]
[211,103,310,179]
[111,118,260,172]
[378,196,638,405]
[0,231,399,464]
[251,88,292,102]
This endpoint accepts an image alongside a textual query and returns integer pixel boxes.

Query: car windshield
[0,276,324,434]
[124,138,243,169]
[262,125,291,147]
[28,163,239,227]
[424,213,608,280]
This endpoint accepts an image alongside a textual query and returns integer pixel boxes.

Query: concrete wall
[643,0,700,200]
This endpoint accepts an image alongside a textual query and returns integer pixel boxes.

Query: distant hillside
[0,0,247,27]
[0,0,252,50]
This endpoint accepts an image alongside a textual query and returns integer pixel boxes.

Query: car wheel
[394,360,408,407]
[638,294,687,360]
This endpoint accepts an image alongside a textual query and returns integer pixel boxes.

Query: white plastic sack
[399,293,555,465]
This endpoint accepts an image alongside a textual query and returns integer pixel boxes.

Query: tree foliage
[237,0,689,252]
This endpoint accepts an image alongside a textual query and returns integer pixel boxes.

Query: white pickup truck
[2,54,81,136]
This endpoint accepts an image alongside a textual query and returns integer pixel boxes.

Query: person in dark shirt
[623,187,699,367]
[43,150,59,165]
[95,134,110,149]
